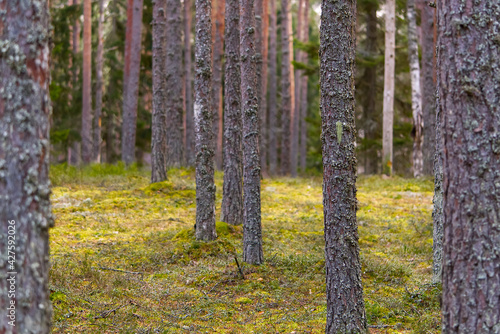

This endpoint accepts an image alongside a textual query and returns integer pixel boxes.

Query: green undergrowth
[49,165,440,333]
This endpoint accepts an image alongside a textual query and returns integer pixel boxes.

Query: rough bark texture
[221,0,243,226]
[432,82,443,284]
[166,0,184,167]
[82,0,92,164]
[184,0,195,166]
[121,0,144,164]
[438,2,500,332]
[268,0,278,175]
[407,0,423,178]
[151,0,168,183]
[320,1,367,332]
[382,0,395,176]
[211,0,224,170]
[299,0,309,172]
[195,0,217,241]
[280,0,292,175]
[240,0,263,264]
[421,1,436,175]
[259,0,269,176]
[0,1,53,331]
[93,0,105,163]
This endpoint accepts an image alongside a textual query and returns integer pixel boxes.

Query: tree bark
[280,0,293,175]
[0,1,53,331]
[299,0,309,172]
[268,0,278,175]
[407,0,423,178]
[195,0,217,241]
[241,0,263,264]
[184,0,195,166]
[221,0,243,226]
[432,80,443,284]
[438,2,500,332]
[82,0,92,164]
[121,0,144,164]
[211,0,224,170]
[151,0,168,182]
[320,0,367,332]
[382,0,395,176]
[93,0,105,163]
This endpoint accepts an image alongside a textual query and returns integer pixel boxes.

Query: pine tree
[299,0,309,172]
[184,0,195,166]
[82,0,92,163]
[280,0,293,175]
[212,0,225,170]
[93,0,105,162]
[268,0,278,175]
[382,0,395,175]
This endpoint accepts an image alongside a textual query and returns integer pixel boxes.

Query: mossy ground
[49,164,440,333]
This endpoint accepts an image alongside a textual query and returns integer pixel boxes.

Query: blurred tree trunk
[121,0,144,164]
[438,2,500,331]
[82,0,92,164]
[195,0,217,241]
[255,0,267,176]
[268,0,278,175]
[0,1,53,331]
[280,0,293,175]
[299,0,309,172]
[260,0,269,176]
[292,0,303,177]
[69,0,81,165]
[221,0,243,226]
[212,0,224,170]
[382,0,395,176]
[93,0,105,163]
[320,0,367,331]
[184,0,195,166]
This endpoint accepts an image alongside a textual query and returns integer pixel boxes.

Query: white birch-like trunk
[382,0,395,176]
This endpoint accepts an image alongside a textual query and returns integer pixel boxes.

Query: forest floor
[48,164,441,334]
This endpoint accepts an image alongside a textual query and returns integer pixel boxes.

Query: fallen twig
[234,256,245,279]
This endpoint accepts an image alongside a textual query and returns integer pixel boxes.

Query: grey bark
[437,2,500,332]
[221,0,243,226]
[151,0,168,182]
[299,0,309,172]
[280,0,292,175]
[195,0,217,241]
[432,83,443,284]
[184,0,195,166]
[166,0,184,167]
[0,0,54,331]
[240,0,263,264]
[93,0,105,163]
[320,0,367,332]
[121,0,144,164]
[268,0,278,175]
[212,0,224,170]
[382,0,395,176]
[82,0,92,164]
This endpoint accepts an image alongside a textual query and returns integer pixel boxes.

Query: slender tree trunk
[382,0,395,176]
[438,2,500,331]
[211,0,224,170]
[184,0,195,166]
[268,0,278,175]
[259,0,269,176]
[121,0,144,164]
[320,0,367,331]
[407,0,423,178]
[280,0,293,175]
[299,0,309,172]
[255,0,265,176]
[82,0,92,164]
[166,0,184,167]
[0,1,53,331]
[93,0,105,163]
[221,0,243,226]
[292,0,303,178]
[195,0,217,241]
[241,0,263,264]
[151,0,168,182]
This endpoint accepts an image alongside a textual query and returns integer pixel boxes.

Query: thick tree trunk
[221,0,243,226]
[195,0,217,241]
[299,0,309,172]
[438,2,500,332]
[151,0,168,182]
[212,0,224,170]
[280,0,293,175]
[0,1,53,331]
[82,0,92,164]
[320,0,367,332]
[407,0,423,178]
[184,0,195,166]
[382,0,395,176]
[121,0,144,164]
[166,0,184,167]
[240,0,263,264]
[268,0,278,175]
[93,0,105,163]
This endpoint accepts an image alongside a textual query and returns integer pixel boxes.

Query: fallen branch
[234,256,245,279]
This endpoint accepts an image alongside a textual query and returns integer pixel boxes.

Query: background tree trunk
[241,0,263,264]
[121,0,144,164]
[184,0,195,166]
[212,0,225,170]
[93,0,105,163]
[0,1,53,331]
[151,0,168,182]
[221,0,243,226]
[280,0,293,175]
[382,0,395,176]
[299,0,309,172]
[320,0,367,331]
[291,0,303,178]
[407,0,423,178]
[255,0,265,176]
[268,0,278,175]
[438,2,500,331]
[195,0,217,241]
[260,0,269,176]
[82,0,92,164]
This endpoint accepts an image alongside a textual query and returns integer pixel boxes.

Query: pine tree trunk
[260,0,269,176]
[432,83,443,284]
[221,0,243,226]
[166,0,184,167]
[407,0,423,178]
[184,0,195,166]
[212,0,224,170]
[299,0,309,172]
[320,0,367,331]
[121,0,144,164]
[0,1,53,331]
[82,0,92,164]
[151,0,168,182]
[291,0,303,178]
[438,2,500,331]
[195,0,217,241]
[93,0,105,163]
[255,0,266,176]
[280,0,293,175]
[241,0,263,264]
[382,0,395,176]
[268,0,278,175]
